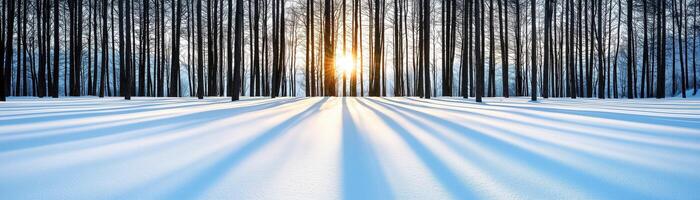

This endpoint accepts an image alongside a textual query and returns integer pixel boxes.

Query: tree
[139,0,150,96]
[124,0,133,100]
[441,0,455,96]
[641,0,649,98]
[38,0,47,98]
[531,0,537,101]
[395,0,405,96]
[271,0,286,98]
[488,0,495,97]
[475,0,484,102]
[197,0,204,99]
[461,0,471,99]
[693,0,698,95]
[657,0,666,98]
[626,0,633,99]
[100,0,109,97]
[52,0,59,98]
[515,0,523,96]
[0,0,16,101]
[498,0,509,98]
[252,0,261,96]
[596,0,604,99]
[567,0,576,98]
[68,0,83,97]
[422,0,431,99]
[207,0,218,97]
[370,0,383,96]
[170,0,183,97]
[543,0,551,98]
[233,0,244,100]
[351,0,360,96]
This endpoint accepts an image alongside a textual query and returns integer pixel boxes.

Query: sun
[335,54,354,75]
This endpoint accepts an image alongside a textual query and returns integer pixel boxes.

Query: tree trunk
[656,0,666,98]
[233,0,244,100]
[531,0,537,101]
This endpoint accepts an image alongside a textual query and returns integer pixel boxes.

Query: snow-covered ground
[1,96,699,199]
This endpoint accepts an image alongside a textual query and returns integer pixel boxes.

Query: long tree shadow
[354,99,479,199]
[364,97,650,199]
[0,97,272,127]
[406,98,700,151]
[54,98,318,170]
[159,97,330,199]
[340,98,394,199]
[433,98,700,127]
[0,97,307,153]
[0,98,204,118]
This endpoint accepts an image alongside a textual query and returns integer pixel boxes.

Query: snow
[1,96,699,199]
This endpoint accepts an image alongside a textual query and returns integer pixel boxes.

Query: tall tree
[641,0,649,97]
[52,0,59,98]
[693,0,698,95]
[38,0,47,97]
[0,0,16,101]
[139,0,150,96]
[170,0,183,97]
[461,0,471,98]
[626,0,633,98]
[124,0,132,100]
[395,0,404,96]
[656,0,666,98]
[271,0,286,97]
[197,0,204,99]
[351,0,359,96]
[305,0,312,96]
[252,0,261,96]
[207,0,218,96]
[531,0,537,101]
[441,0,455,96]
[475,0,484,102]
[232,0,244,100]
[100,0,109,97]
[488,0,496,97]
[543,0,552,98]
[498,0,509,97]
[568,0,576,98]
[422,0,431,99]
[370,0,384,97]
[596,0,604,99]
[515,0,523,96]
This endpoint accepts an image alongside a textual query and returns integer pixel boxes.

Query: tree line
[0,0,697,102]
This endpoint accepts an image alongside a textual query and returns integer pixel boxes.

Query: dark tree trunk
[531,0,537,101]
[170,0,183,97]
[543,0,551,98]
[139,0,150,96]
[487,0,495,97]
[626,0,633,99]
[232,0,244,100]
[596,0,604,99]
[657,0,666,98]
[515,0,522,96]
[100,0,109,97]
[324,0,337,96]
[38,0,47,97]
[498,0,509,97]
[197,0,204,99]
[641,0,649,97]
[0,0,16,101]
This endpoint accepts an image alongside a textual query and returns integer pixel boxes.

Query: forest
[2,0,700,199]
[0,0,697,102]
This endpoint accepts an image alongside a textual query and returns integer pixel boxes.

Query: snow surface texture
[1,97,699,200]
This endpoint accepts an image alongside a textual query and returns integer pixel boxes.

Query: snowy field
[1,96,699,199]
